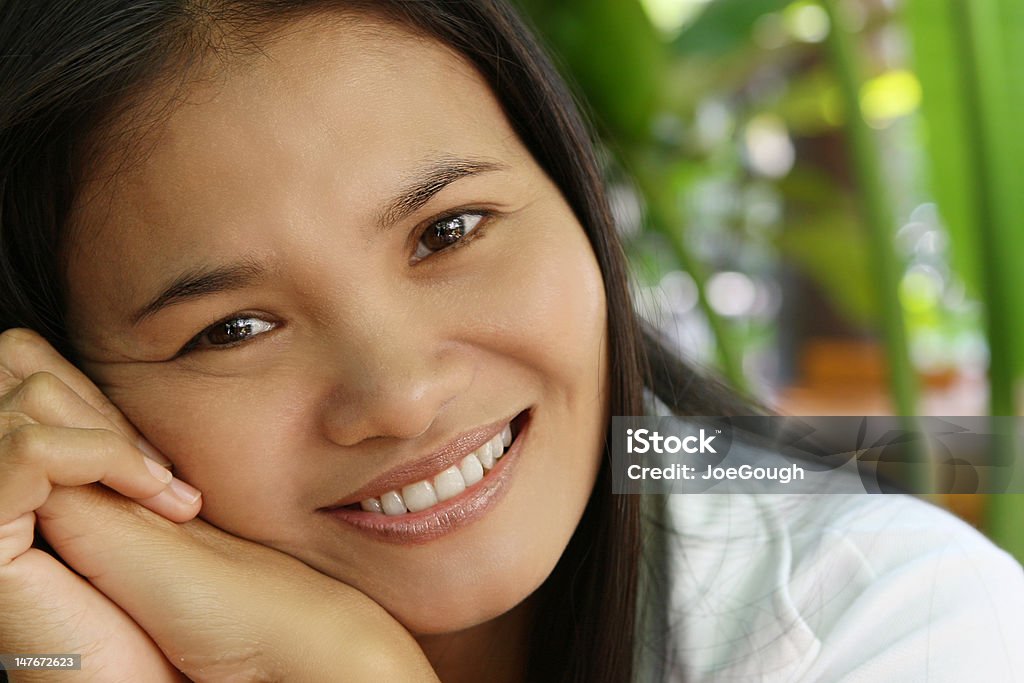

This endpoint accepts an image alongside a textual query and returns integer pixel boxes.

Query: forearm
[276,601,440,683]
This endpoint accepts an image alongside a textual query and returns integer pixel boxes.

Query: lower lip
[321,409,532,544]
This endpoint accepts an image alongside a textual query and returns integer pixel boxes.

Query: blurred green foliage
[517,0,665,142]
[905,0,1024,558]
[515,0,1024,559]
[672,0,793,56]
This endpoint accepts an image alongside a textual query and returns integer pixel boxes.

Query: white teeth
[402,480,438,513]
[475,432,508,471]
[433,466,466,502]
[476,441,495,470]
[380,490,407,516]
[459,454,484,485]
[356,421,514,514]
[488,433,505,460]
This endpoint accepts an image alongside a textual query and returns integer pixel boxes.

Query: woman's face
[65,14,608,634]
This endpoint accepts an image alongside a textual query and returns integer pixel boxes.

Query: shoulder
[654,492,1024,682]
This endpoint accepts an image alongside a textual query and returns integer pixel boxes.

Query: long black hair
[0,1,756,680]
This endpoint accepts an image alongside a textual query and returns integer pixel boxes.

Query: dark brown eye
[413,213,484,261]
[201,317,275,347]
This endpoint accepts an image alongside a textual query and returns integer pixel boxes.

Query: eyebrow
[130,256,269,326]
[377,156,508,230]
[130,156,508,325]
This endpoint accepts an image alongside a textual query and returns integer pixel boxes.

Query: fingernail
[137,437,172,467]
[144,456,174,484]
[169,477,202,505]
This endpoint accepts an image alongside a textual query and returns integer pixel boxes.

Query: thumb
[37,483,191,586]
[37,485,245,671]
[36,484,358,681]
[40,485,442,683]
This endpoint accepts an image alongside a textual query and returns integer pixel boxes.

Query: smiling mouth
[330,409,530,517]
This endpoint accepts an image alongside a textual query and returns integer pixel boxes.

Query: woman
[0,1,1021,681]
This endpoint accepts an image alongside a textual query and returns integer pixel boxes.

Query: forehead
[66,12,523,316]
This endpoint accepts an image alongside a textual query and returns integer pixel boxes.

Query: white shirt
[636,492,1024,681]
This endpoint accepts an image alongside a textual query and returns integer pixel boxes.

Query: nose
[317,309,473,448]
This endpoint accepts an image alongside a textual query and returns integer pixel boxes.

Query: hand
[0,327,203,679]
[0,328,202,682]
[39,484,441,682]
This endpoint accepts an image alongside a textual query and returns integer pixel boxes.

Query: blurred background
[514,0,1023,561]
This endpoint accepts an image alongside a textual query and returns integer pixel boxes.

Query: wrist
[276,592,439,683]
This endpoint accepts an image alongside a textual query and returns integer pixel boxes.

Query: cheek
[478,213,608,386]
[98,370,313,538]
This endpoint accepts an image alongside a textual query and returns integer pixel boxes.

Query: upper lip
[321,411,522,509]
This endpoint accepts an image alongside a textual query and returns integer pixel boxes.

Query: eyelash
[410,209,491,263]
[177,314,275,356]
[176,209,493,356]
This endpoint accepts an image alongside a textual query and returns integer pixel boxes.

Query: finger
[0,511,34,566]
[0,328,153,448]
[0,424,199,526]
[0,371,164,460]
[0,370,171,469]
[133,480,203,524]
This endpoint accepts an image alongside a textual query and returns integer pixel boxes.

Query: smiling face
[63,13,609,636]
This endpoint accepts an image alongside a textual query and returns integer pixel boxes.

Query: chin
[369,536,558,635]
[397,593,523,636]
